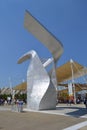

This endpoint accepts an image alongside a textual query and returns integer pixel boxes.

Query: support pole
[9,77,12,96]
[70,59,76,104]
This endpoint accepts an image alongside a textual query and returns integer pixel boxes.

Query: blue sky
[0,0,87,87]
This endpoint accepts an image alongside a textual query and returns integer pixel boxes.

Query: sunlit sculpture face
[18,10,63,110]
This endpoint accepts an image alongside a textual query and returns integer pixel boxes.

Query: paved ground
[0,103,87,130]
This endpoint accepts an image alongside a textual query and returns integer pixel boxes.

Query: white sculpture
[18,10,63,110]
[18,50,57,110]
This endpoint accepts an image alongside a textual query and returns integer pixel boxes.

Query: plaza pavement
[0,103,87,130]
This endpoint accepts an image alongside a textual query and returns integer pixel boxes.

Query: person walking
[84,97,87,109]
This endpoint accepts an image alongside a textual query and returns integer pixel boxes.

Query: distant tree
[15,93,27,103]
[60,92,69,102]
[0,94,12,100]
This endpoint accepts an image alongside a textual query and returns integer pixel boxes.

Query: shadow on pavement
[56,106,87,118]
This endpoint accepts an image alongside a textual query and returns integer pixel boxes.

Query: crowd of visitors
[0,97,24,112]
[1,96,87,111]
[0,97,12,105]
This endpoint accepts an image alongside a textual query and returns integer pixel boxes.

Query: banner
[68,83,73,96]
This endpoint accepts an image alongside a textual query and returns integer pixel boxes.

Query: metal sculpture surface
[18,10,63,110]
[18,50,57,110]
[24,10,63,62]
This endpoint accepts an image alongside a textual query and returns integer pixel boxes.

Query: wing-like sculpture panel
[24,10,63,62]
[18,50,56,110]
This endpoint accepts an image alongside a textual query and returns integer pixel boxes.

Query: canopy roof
[15,60,87,91]
[56,60,87,83]
[14,82,27,91]
[58,83,87,91]
[57,60,87,91]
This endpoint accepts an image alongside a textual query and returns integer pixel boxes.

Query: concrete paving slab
[24,103,87,118]
[0,103,87,130]
[0,110,86,130]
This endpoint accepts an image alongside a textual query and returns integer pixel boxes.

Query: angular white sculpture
[18,50,57,110]
[18,10,63,110]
